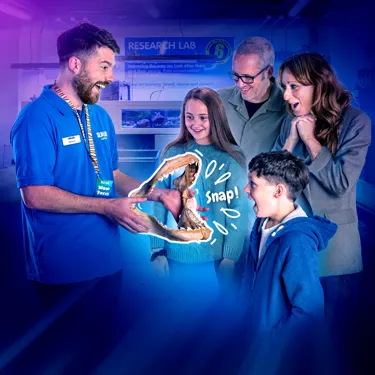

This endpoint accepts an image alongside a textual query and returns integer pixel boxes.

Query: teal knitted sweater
[150,140,249,263]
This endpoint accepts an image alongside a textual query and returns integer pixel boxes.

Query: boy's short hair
[249,150,309,201]
[57,22,120,65]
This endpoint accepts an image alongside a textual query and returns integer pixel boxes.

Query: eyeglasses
[228,65,270,84]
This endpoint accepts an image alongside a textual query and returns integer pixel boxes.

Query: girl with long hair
[150,87,248,299]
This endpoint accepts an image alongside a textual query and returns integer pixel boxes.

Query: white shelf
[116,128,180,135]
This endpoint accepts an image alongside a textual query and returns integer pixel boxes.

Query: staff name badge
[62,135,81,146]
[95,178,114,197]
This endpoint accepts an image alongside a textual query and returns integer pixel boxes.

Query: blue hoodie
[241,215,337,339]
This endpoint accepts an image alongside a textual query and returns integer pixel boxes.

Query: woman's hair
[279,52,353,153]
[163,87,246,167]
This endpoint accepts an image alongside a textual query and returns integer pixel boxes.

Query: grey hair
[234,37,275,67]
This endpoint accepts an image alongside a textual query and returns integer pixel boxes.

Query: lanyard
[52,83,100,176]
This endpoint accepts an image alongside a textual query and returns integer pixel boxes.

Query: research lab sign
[124,37,234,75]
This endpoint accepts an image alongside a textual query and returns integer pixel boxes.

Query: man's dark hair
[248,150,309,201]
[57,22,120,65]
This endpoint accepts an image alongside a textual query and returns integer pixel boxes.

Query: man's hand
[104,197,149,233]
[159,189,209,222]
[151,255,169,277]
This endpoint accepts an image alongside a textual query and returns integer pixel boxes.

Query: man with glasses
[218,37,287,164]
[218,37,287,288]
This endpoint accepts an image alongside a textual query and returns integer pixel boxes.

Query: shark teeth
[128,152,213,242]
[157,217,202,232]
[158,173,171,181]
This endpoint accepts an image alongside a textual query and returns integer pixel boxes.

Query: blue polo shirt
[10,84,124,284]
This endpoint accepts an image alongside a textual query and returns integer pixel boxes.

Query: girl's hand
[151,255,169,277]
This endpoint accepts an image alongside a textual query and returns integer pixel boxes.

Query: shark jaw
[129,152,213,243]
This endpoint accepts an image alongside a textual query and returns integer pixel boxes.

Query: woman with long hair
[274,52,371,372]
[150,87,249,300]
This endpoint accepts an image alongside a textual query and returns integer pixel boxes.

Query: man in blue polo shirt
[10,23,187,286]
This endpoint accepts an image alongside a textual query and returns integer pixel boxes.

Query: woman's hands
[283,114,322,159]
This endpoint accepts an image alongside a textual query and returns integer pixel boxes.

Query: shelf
[118,55,215,61]
[115,128,180,135]
[12,63,59,70]
[11,55,216,70]
[118,149,160,161]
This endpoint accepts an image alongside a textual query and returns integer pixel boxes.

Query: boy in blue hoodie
[240,150,337,373]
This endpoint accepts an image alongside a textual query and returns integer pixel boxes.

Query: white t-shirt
[258,204,307,259]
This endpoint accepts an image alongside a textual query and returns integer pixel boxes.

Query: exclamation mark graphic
[234,186,239,199]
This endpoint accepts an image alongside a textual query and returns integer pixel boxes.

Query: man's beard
[73,70,109,105]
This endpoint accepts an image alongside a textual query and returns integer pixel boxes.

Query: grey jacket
[218,77,288,164]
[273,105,372,277]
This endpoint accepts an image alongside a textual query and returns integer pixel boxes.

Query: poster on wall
[124,37,234,74]
[123,37,234,100]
